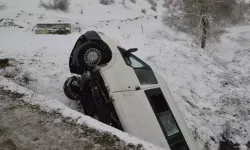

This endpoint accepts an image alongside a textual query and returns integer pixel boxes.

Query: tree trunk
[199,0,207,49]
[201,17,207,49]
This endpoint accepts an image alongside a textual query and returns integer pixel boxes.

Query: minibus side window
[145,88,190,150]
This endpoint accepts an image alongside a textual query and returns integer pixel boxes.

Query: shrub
[80,9,83,14]
[130,0,136,3]
[40,0,69,12]
[99,0,114,5]
[141,9,146,14]
[150,6,156,11]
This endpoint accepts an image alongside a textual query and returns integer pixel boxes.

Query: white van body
[66,31,198,150]
[94,33,198,150]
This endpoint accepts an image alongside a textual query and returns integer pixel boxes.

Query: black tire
[76,42,112,71]
[63,76,81,100]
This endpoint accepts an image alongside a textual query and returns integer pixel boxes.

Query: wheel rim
[84,48,101,66]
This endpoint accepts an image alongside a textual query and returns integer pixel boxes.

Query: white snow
[0,0,250,149]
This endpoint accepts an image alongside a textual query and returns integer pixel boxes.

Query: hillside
[0,0,250,150]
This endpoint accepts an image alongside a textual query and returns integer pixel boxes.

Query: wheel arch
[69,31,102,74]
[69,31,113,74]
[84,30,102,41]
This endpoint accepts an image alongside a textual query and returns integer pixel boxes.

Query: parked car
[63,31,198,150]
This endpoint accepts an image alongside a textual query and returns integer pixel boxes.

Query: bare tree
[182,0,237,48]
[162,0,241,48]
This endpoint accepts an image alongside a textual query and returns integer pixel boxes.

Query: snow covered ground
[0,84,153,150]
[0,0,250,150]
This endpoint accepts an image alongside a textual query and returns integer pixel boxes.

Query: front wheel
[76,42,112,71]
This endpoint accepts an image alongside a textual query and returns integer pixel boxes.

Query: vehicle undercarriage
[64,71,123,131]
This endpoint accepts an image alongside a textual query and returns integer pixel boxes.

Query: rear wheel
[63,76,81,100]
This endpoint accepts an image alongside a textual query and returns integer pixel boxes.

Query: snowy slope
[0,0,250,150]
